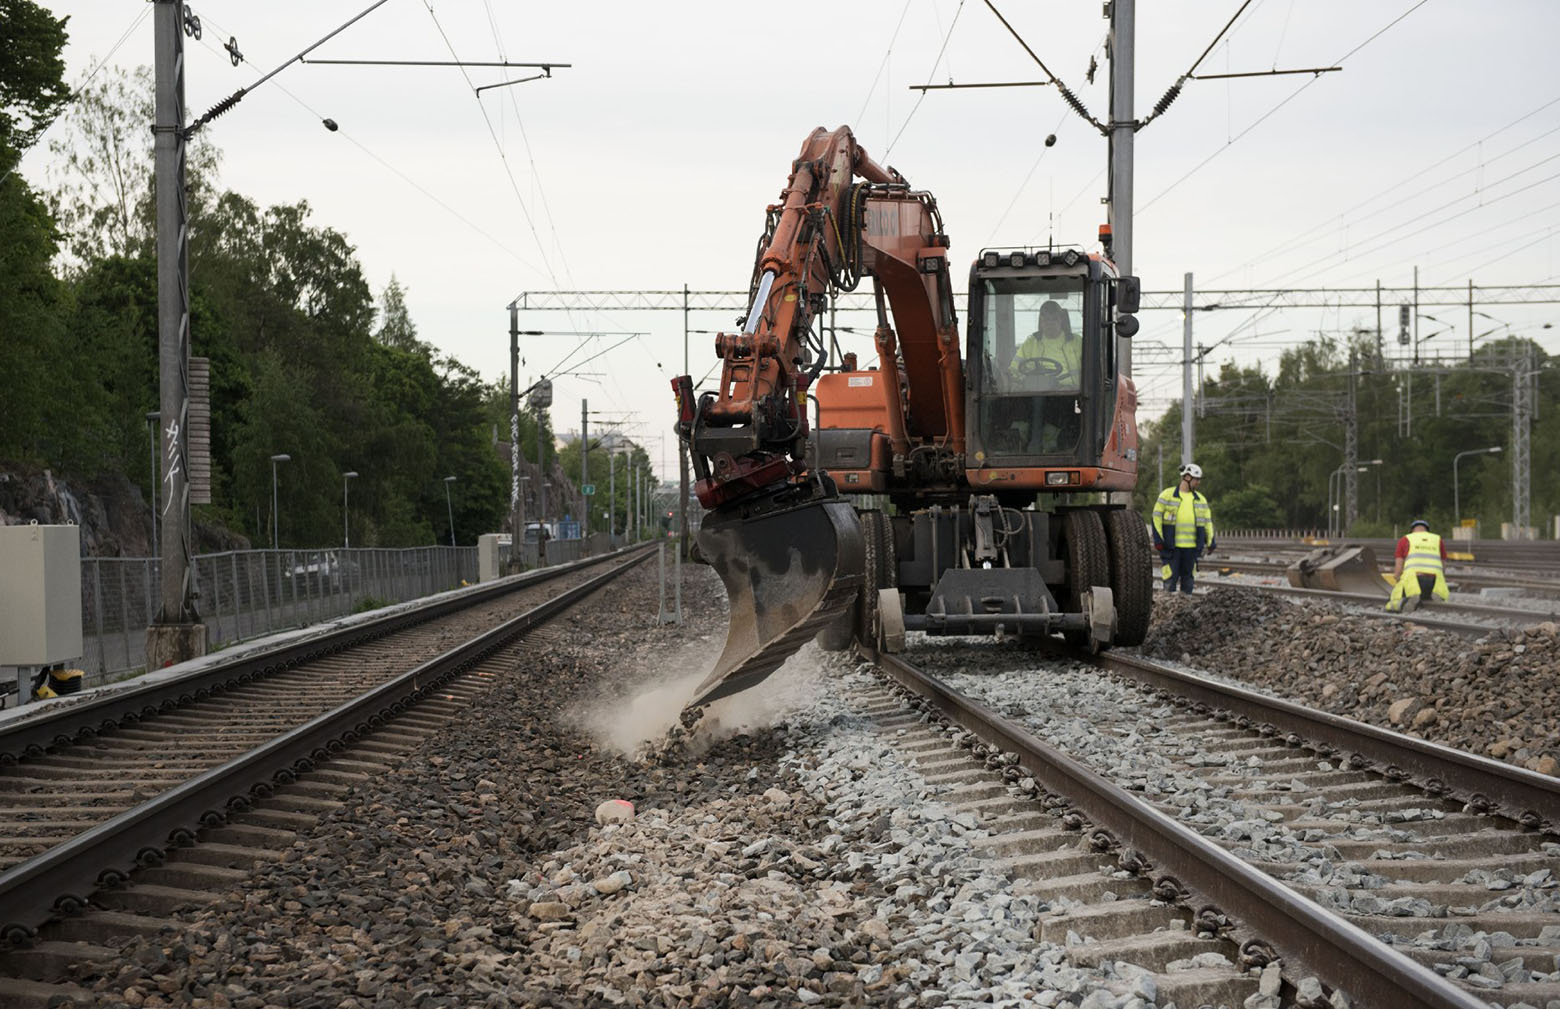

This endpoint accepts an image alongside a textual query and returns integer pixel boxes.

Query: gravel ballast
[1141,586,1560,776]
[72,564,1176,1009]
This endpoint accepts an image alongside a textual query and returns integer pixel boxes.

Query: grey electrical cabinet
[0,524,83,666]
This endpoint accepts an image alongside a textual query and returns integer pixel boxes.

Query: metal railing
[80,545,488,684]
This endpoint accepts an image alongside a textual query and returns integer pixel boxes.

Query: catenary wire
[884,0,968,158]
[1211,101,1560,286]
[1139,0,1432,215]
[186,15,547,276]
[854,0,917,130]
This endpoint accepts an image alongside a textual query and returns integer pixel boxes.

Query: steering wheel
[1016,356,1070,380]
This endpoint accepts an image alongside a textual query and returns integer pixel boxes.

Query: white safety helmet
[1179,462,1203,480]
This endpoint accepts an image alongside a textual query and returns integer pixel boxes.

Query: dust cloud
[570,639,833,757]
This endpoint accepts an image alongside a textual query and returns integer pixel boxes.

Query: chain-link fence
[80,546,480,685]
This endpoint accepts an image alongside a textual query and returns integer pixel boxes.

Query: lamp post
[1453,446,1502,527]
[443,475,457,547]
[1328,460,1381,537]
[269,454,290,550]
[342,471,358,548]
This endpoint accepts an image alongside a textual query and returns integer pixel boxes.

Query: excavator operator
[1013,300,1082,390]
[994,298,1083,454]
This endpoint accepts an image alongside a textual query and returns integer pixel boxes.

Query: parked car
[283,551,353,591]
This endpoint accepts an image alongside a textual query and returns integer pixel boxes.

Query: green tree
[1214,484,1286,532]
[0,2,70,462]
[0,0,71,174]
[0,171,68,462]
[375,275,421,351]
[1135,330,1558,536]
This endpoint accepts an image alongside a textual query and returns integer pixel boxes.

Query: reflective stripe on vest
[1402,531,1444,578]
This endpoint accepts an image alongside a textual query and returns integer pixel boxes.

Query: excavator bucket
[687,498,866,709]
[1286,544,1392,596]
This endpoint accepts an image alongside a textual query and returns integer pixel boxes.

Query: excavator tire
[1060,509,1111,648]
[1104,508,1154,647]
[854,511,886,649]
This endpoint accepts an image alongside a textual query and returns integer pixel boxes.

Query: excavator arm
[672,125,959,710]
[675,126,905,505]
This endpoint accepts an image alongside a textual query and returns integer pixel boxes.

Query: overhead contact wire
[1140,0,1433,214]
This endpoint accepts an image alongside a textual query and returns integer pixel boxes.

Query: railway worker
[1385,517,1449,613]
[1152,462,1216,594]
[1014,300,1083,390]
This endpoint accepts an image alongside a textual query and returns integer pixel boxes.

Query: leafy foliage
[2,49,534,551]
[0,0,70,174]
[1136,333,1557,536]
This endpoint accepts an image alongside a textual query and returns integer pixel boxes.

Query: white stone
[594,799,635,825]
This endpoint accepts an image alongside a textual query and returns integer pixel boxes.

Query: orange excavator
[672,126,1150,709]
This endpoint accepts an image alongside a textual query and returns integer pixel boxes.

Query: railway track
[10,551,1555,1007]
[1224,537,1560,579]
[855,638,1560,1009]
[1196,577,1560,638]
[1215,557,1560,599]
[0,547,652,1008]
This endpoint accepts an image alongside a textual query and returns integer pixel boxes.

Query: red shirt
[1395,535,1448,560]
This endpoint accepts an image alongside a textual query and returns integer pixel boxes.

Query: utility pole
[1513,347,1532,539]
[537,402,546,524]
[1181,272,1194,465]
[147,0,205,669]
[508,303,524,569]
[1109,0,1135,379]
[1344,349,1358,531]
[680,284,692,556]
[581,399,589,536]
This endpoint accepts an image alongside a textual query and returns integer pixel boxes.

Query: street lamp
[443,475,457,547]
[342,471,358,548]
[1327,460,1381,537]
[1453,446,1502,527]
[269,454,291,550]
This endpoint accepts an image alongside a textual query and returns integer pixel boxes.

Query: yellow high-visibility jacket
[1386,530,1449,611]
[1152,485,1214,550]
[1014,332,1082,384]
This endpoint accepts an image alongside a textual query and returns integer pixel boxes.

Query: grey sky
[24,1,1560,480]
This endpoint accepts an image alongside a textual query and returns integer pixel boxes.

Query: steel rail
[0,549,651,942]
[1214,558,1560,595]
[1091,649,1560,833]
[875,651,1492,1009]
[1203,578,1558,633]
[0,550,628,762]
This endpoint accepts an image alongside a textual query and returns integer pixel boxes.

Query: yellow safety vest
[1152,485,1214,549]
[1386,530,1449,610]
[1014,332,1082,382]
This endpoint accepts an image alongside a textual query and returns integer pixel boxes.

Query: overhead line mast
[916,0,1340,380]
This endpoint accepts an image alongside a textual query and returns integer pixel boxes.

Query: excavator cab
[964,248,1131,488]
